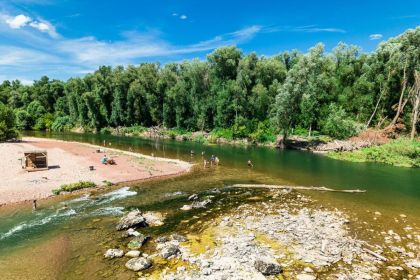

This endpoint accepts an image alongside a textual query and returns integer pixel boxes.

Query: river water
[0,132,419,279]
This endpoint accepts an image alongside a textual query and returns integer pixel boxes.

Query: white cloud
[172,13,188,20]
[369,33,383,40]
[2,13,58,37]
[294,25,346,33]
[5,14,31,29]
[29,20,58,37]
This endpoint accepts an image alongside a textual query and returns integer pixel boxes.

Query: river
[0,132,419,279]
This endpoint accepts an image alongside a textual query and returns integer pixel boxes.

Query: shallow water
[0,131,419,279]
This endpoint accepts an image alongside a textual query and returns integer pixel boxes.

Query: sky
[0,0,419,84]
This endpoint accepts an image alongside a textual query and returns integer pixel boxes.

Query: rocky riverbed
[104,188,420,280]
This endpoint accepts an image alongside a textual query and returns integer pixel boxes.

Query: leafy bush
[192,134,206,143]
[100,127,112,134]
[210,128,234,140]
[0,102,18,141]
[34,113,55,130]
[14,109,32,130]
[51,116,73,132]
[250,121,276,143]
[328,138,420,167]
[52,181,96,195]
[322,104,361,139]
[120,125,147,135]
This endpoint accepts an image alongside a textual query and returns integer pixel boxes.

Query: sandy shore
[0,137,191,206]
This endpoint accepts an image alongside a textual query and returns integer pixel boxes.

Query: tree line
[0,27,419,142]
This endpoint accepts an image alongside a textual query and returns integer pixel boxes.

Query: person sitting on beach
[101,155,109,164]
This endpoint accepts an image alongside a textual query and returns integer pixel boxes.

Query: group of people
[203,154,220,168]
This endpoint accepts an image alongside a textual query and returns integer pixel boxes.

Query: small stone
[188,194,199,201]
[160,244,180,259]
[104,249,124,259]
[125,250,141,258]
[128,234,150,249]
[156,236,169,243]
[297,274,316,280]
[254,258,282,275]
[180,205,192,211]
[304,267,314,273]
[406,260,420,269]
[171,234,187,242]
[125,257,152,271]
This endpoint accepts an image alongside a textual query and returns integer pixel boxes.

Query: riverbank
[327,138,420,168]
[0,137,191,206]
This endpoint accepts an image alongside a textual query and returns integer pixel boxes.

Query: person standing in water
[32,199,37,211]
[247,160,253,168]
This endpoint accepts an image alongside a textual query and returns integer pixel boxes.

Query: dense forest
[0,27,419,143]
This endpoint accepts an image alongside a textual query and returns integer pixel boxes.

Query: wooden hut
[23,151,48,172]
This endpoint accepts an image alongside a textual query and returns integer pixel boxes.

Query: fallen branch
[231,184,366,193]
[363,248,388,262]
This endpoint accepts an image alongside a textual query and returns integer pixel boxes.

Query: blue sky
[0,0,419,83]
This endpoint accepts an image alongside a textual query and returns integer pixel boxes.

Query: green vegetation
[0,102,18,141]
[52,181,96,195]
[328,138,420,167]
[0,27,419,144]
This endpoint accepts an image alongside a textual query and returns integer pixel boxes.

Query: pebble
[297,274,316,280]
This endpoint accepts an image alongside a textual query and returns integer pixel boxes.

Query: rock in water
[125,257,152,271]
[127,234,150,249]
[116,210,146,230]
[104,249,124,259]
[191,198,212,209]
[188,194,199,201]
[125,250,141,258]
[160,244,180,259]
[254,258,282,275]
[171,233,187,242]
[180,205,192,211]
[156,236,170,243]
[143,211,165,226]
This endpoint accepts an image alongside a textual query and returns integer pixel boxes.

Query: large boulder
[125,257,152,271]
[254,258,282,275]
[116,210,146,230]
[160,244,180,259]
[104,249,124,259]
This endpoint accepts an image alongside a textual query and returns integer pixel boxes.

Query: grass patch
[52,181,97,195]
[328,138,420,168]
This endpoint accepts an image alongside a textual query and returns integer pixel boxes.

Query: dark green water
[0,132,419,279]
